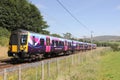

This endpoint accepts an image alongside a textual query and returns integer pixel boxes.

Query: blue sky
[29,0,120,38]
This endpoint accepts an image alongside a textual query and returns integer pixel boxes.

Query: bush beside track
[0,27,10,46]
[0,28,10,59]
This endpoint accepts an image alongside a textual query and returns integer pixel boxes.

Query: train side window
[70,42,71,47]
[77,43,79,47]
[81,44,83,47]
[33,36,36,45]
[40,38,44,46]
[52,40,54,46]
[79,44,81,47]
[20,35,27,45]
[68,42,70,47]
[46,38,50,46]
[55,41,58,46]
[60,41,64,46]
[68,42,71,47]
[59,41,62,46]
[62,41,64,46]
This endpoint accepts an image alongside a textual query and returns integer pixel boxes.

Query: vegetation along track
[0,47,104,70]
[0,50,83,70]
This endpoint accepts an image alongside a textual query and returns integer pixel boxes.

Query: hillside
[93,35,120,41]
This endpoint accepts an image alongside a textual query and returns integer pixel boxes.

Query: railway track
[0,51,83,70]
[0,59,13,69]
[0,63,13,69]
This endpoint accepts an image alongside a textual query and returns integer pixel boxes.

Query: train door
[46,37,51,52]
[64,40,68,51]
[40,38,45,52]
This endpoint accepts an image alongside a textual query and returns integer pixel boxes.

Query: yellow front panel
[20,45,28,52]
[12,45,17,52]
[20,32,29,52]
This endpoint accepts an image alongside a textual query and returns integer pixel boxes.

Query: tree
[0,27,10,37]
[0,0,49,34]
[63,32,72,39]
[51,33,62,38]
[78,39,84,42]
[110,43,119,51]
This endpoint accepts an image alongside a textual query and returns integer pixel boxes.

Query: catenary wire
[56,0,91,32]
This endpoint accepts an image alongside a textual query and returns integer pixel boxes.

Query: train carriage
[8,29,96,60]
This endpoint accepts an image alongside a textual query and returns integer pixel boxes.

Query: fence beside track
[0,50,100,80]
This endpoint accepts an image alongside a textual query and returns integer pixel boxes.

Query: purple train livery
[8,29,96,60]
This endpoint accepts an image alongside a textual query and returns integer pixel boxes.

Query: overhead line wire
[56,0,91,32]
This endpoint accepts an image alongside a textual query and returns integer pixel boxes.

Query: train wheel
[11,58,18,64]
[37,54,43,61]
[44,54,50,58]
[28,58,32,62]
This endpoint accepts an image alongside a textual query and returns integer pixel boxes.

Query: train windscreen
[9,34,18,45]
[20,35,27,45]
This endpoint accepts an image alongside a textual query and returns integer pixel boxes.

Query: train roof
[12,29,96,46]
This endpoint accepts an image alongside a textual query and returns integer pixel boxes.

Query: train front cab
[8,30,28,58]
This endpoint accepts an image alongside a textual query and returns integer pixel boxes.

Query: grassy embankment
[0,47,116,80]
[1,47,120,80]
[99,50,120,80]
[0,37,9,59]
[0,27,10,59]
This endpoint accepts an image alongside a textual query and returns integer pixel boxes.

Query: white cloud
[116,5,120,10]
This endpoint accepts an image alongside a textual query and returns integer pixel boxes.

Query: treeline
[0,0,76,46]
[94,41,120,51]
[0,27,10,46]
[0,0,50,46]
[0,0,49,34]
[0,0,120,51]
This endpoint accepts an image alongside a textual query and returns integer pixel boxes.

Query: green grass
[1,47,120,80]
[109,41,120,45]
[100,51,120,80]
[0,36,9,46]
[0,27,10,46]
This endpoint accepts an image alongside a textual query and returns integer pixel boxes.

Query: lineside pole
[18,65,21,80]
[4,69,7,80]
[41,61,44,80]
[91,31,93,53]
